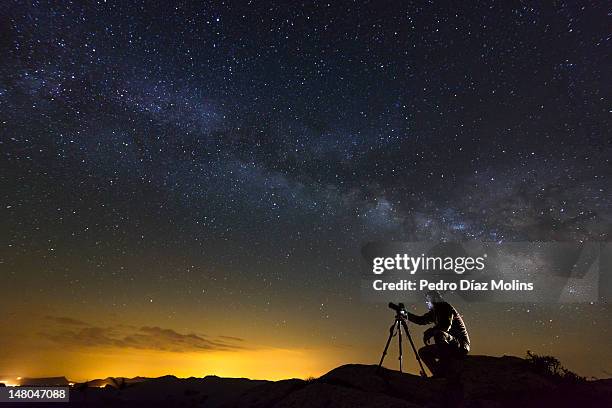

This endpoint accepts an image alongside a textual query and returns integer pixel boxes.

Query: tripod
[378,313,427,377]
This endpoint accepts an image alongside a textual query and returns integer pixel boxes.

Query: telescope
[388,302,407,316]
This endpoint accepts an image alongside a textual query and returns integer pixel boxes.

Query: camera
[388,302,408,317]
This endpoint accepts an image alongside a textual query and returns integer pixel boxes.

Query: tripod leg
[398,320,403,372]
[401,319,428,378]
[377,320,397,371]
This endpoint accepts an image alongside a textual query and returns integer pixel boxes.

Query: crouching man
[407,290,470,378]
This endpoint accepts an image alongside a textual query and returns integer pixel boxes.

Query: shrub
[525,350,585,384]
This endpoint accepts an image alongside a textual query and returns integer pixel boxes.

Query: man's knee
[419,345,435,360]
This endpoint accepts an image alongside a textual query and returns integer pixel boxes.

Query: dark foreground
[2,355,611,407]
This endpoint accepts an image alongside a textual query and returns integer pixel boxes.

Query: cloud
[218,335,245,342]
[42,318,247,352]
[46,327,120,348]
[44,316,89,326]
[120,326,246,352]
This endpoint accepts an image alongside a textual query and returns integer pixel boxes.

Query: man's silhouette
[407,290,470,377]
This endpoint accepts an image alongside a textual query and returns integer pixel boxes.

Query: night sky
[1,1,611,381]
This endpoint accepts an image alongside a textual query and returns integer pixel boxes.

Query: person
[406,290,470,377]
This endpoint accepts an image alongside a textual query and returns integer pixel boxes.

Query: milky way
[1,1,611,379]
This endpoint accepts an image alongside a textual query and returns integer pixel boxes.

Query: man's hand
[423,328,435,345]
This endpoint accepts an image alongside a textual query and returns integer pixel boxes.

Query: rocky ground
[2,355,611,407]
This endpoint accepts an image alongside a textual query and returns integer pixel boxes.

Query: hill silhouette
[1,355,610,407]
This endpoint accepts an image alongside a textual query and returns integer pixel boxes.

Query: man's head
[424,290,443,310]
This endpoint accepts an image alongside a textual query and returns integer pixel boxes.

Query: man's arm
[407,310,434,325]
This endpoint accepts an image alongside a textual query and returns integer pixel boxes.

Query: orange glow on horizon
[0,379,19,387]
[1,346,354,383]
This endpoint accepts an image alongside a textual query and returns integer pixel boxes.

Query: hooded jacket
[407,301,470,351]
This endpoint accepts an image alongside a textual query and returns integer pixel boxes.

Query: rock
[458,355,557,400]
[319,364,446,405]
[274,382,419,408]
[223,379,306,408]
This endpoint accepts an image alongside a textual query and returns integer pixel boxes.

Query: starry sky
[1,1,611,381]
